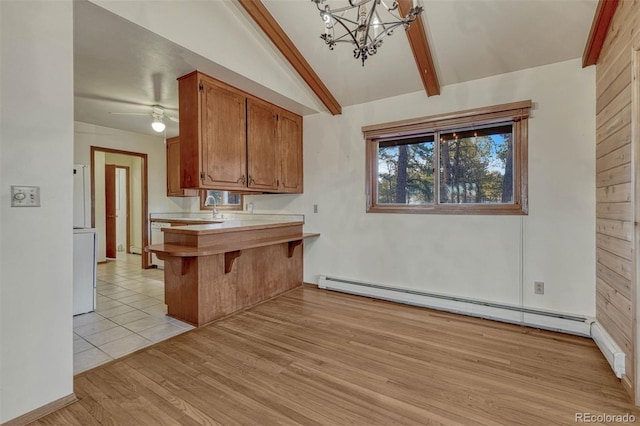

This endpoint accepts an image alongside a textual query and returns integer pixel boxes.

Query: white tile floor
[73,253,194,374]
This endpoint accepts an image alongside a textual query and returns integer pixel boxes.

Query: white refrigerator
[73,228,97,315]
[73,164,91,228]
[73,165,97,315]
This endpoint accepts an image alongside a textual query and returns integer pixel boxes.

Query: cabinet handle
[237,175,246,184]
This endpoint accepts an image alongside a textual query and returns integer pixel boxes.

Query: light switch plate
[11,185,40,207]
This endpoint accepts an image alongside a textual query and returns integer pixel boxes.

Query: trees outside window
[377,136,435,204]
[200,190,243,211]
[438,125,513,204]
[364,101,530,215]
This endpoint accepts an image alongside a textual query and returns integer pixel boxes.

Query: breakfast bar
[146,215,318,326]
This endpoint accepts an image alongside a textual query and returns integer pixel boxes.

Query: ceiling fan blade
[76,93,150,108]
[152,73,163,104]
[166,115,179,123]
[109,112,150,116]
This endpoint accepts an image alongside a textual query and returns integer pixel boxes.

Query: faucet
[204,195,223,220]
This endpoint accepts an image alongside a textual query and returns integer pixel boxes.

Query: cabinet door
[247,98,279,191]
[278,110,303,193]
[200,78,247,190]
[166,137,198,197]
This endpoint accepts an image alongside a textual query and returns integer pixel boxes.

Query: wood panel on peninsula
[146,220,318,326]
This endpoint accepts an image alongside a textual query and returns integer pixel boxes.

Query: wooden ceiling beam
[397,0,440,97]
[236,0,342,115]
[582,0,619,67]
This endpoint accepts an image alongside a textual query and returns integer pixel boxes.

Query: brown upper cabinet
[278,109,303,193]
[178,71,303,194]
[166,136,198,197]
[247,97,279,191]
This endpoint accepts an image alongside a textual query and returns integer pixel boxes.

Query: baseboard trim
[2,393,77,426]
[591,321,626,378]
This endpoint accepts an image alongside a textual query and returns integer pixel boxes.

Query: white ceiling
[75,0,597,138]
[74,0,189,138]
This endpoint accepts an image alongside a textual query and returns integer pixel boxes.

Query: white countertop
[165,218,304,235]
[150,212,303,222]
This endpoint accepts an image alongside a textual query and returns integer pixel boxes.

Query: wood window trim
[199,191,244,211]
[364,101,530,215]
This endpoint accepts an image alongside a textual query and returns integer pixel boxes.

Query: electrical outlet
[534,281,545,295]
[313,204,318,213]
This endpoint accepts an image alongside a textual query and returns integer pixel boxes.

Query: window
[200,190,243,211]
[364,100,530,215]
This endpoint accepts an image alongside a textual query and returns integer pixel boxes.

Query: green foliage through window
[377,136,435,204]
[376,124,514,206]
[439,125,513,204]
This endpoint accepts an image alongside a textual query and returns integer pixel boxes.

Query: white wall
[115,167,128,252]
[95,151,106,260]
[89,0,322,115]
[0,1,74,422]
[75,122,194,261]
[247,59,596,317]
[130,156,143,251]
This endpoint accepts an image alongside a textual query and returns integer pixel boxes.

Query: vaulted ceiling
[74,0,598,137]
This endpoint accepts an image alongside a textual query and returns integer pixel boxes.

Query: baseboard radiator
[591,321,626,378]
[318,275,625,378]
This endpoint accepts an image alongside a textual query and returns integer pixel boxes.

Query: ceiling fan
[109,104,178,133]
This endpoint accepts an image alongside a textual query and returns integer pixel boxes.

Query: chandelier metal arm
[315,0,374,15]
[320,5,380,47]
[332,13,362,46]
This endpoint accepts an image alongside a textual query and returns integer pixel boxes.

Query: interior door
[105,164,117,259]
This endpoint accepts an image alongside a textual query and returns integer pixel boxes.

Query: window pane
[377,136,435,204]
[227,193,241,205]
[203,190,241,206]
[439,125,513,204]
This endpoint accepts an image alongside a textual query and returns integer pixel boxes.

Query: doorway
[91,146,149,269]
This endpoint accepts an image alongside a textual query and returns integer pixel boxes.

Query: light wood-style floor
[35,285,640,425]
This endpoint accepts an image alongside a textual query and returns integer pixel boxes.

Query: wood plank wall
[596,0,637,398]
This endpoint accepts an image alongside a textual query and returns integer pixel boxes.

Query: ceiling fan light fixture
[151,116,165,133]
[312,0,423,66]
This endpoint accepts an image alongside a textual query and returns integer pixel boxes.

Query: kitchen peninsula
[146,214,318,326]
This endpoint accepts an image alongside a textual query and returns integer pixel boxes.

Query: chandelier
[311,0,423,66]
